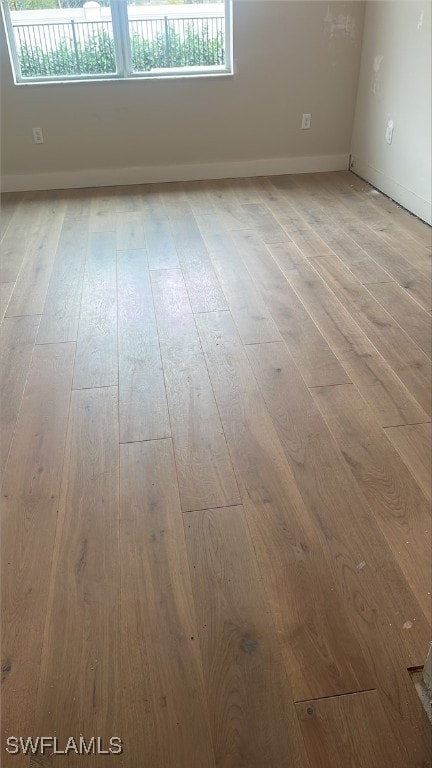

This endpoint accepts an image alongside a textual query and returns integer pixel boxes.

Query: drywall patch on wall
[372,55,384,96]
[417,10,424,28]
[323,4,357,41]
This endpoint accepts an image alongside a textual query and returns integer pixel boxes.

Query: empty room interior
[1,0,431,765]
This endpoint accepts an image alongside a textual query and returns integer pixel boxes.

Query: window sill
[13,69,234,87]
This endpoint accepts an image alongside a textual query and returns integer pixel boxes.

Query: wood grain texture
[117,249,170,442]
[269,174,394,284]
[296,689,419,768]
[231,229,351,386]
[144,210,180,270]
[0,192,23,241]
[241,202,289,244]
[89,186,117,232]
[151,268,240,512]
[0,315,40,476]
[5,196,65,317]
[308,179,431,311]
[116,210,146,250]
[0,192,47,283]
[274,247,429,427]
[120,439,215,768]
[267,197,333,257]
[384,422,432,503]
[182,180,216,215]
[36,215,88,344]
[184,505,309,768]
[33,386,120,767]
[61,186,94,221]
[346,173,431,247]
[73,231,118,389]
[1,174,430,766]
[246,341,430,656]
[311,256,431,415]
[320,171,431,275]
[196,309,373,701]
[1,343,75,761]
[310,383,431,620]
[0,282,14,323]
[366,280,431,359]
[197,214,282,344]
[166,203,227,313]
[114,183,148,213]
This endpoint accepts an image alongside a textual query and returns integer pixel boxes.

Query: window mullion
[111,0,130,78]
[1,0,23,82]
[224,0,232,73]
[110,0,126,77]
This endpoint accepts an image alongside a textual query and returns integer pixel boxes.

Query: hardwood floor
[1,172,431,767]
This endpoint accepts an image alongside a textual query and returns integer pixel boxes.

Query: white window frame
[1,0,233,84]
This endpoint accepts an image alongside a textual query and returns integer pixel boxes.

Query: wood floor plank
[0,315,40,476]
[271,175,394,284]
[296,689,420,768]
[166,203,227,313]
[182,180,216,215]
[120,439,215,768]
[0,192,48,283]
[385,423,432,503]
[1,343,75,752]
[231,229,351,386]
[244,339,430,761]
[114,183,147,212]
[36,215,88,344]
[5,197,66,317]
[144,210,180,271]
[196,309,373,701]
[241,202,289,244]
[116,210,146,250]
[0,282,15,322]
[73,231,118,389]
[0,192,23,242]
[310,255,431,415]
[273,247,429,427]
[247,340,430,646]
[309,382,431,620]
[320,171,432,274]
[61,186,94,221]
[184,505,309,768]
[229,178,262,204]
[266,197,333,257]
[117,249,170,442]
[344,171,432,246]
[33,386,120,766]
[201,181,263,232]
[309,184,431,310]
[197,214,282,343]
[2,174,431,766]
[89,187,117,233]
[366,281,431,359]
[151,268,240,512]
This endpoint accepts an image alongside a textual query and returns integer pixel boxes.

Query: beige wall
[351,0,431,223]
[0,1,365,189]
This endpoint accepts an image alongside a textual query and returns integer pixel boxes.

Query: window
[1,0,232,83]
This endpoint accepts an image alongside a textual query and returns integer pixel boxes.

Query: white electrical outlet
[302,113,311,130]
[385,119,394,145]
[32,127,44,144]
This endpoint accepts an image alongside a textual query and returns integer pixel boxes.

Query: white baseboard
[350,157,432,225]
[1,153,349,193]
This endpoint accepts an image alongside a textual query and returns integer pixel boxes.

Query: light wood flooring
[1,171,431,767]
